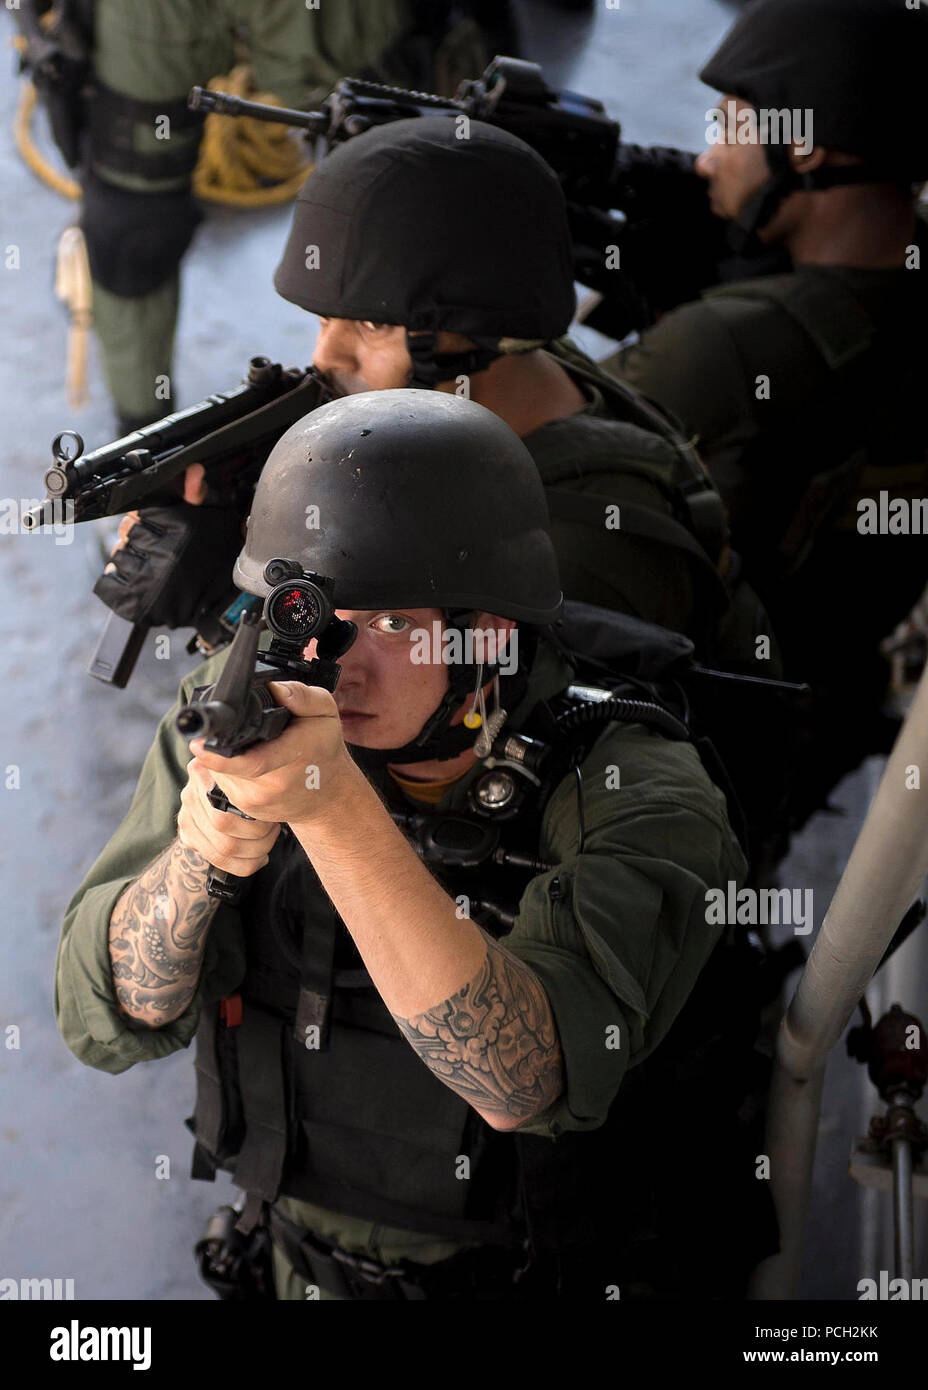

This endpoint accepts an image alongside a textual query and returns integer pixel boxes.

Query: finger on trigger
[184,463,207,505]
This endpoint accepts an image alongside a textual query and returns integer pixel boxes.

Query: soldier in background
[606,0,928,827]
[20,0,514,433]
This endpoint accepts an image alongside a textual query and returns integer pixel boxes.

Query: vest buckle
[330,1246,407,1288]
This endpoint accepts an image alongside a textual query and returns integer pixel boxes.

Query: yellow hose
[13,76,82,200]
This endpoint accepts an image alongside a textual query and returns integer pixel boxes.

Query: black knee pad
[80,170,203,296]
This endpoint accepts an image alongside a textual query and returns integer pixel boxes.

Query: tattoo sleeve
[392,932,564,1127]
[108,840,220,1029]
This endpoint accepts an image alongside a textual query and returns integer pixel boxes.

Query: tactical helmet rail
[700,0,928,248]
[273,117,576,387]
[234,389,563,766]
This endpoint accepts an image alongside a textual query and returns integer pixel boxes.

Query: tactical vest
[187,607,779,1296]
[540,337,733,644]
[700,269,928,586]
[538,344,795,872]
[538,338,786,713]
[697,271,928,824]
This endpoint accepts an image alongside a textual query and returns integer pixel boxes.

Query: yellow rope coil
[192,65,313,207]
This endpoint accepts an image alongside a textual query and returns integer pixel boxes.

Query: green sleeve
[244,0,414,109]
[502,722,747,1137]
[54,657,246,1075]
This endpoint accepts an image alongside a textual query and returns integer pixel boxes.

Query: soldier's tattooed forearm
[392,933,564,1127]
[108,840,219,1029]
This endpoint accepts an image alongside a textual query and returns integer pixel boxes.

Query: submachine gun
[188,54,730,341]
[24,360,335,686]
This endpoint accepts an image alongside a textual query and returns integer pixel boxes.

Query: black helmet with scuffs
[234,389,563,766]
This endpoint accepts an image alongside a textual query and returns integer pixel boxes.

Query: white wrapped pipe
[749,662,928,1299]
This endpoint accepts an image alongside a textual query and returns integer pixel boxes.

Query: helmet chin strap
[728,142,901,256]
[727,175,795,257]
[405,330,503,389]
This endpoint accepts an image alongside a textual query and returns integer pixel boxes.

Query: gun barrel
[187,85,327,134]
[176,700,239,742]
[37,362,323,523]
[22,501,56,531]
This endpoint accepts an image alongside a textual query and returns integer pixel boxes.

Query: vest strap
[704,274,875,371]
[191,1005,224,1166]
[543,341,730,562]
[232,1008,289,1230]
[295,901,337,1049]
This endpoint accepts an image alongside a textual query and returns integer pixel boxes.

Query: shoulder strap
[703,272,876,371]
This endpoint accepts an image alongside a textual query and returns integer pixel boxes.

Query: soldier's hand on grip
[93,467,243,630]
[178,757,281,877]
[102,464,209,574]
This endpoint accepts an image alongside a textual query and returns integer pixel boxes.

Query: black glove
[93,502,246,630]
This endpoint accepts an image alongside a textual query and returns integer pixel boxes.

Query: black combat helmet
[235,389,562,621]
[233,390,563,765]
[273,117,576,386]
[700,0,928,246]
